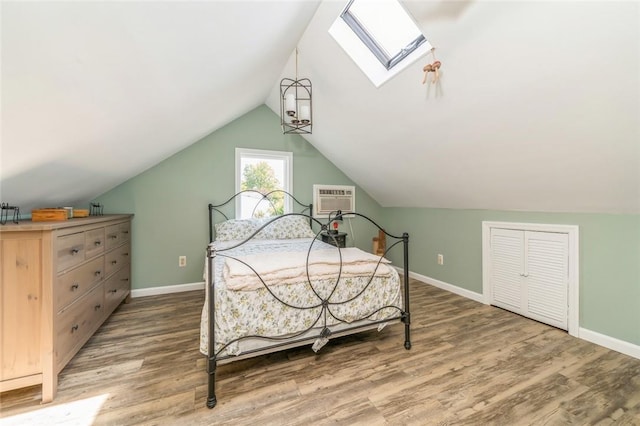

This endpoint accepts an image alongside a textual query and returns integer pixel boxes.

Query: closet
[482,222,579,334]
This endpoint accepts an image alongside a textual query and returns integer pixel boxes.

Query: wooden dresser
[0,214,133,402]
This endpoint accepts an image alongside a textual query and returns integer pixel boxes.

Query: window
[235,148,292,219]
[329,0,432,87]
[342,0,426,70]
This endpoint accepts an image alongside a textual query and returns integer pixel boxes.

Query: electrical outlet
[179,256,187,267]
[437,254,444,265]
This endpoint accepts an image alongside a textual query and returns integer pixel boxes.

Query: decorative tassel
[422,48,442,85]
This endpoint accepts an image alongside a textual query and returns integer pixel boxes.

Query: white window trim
[235,148,293,218]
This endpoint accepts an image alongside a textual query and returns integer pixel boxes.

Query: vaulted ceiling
[1,0,320,212]
[2,1,639,214]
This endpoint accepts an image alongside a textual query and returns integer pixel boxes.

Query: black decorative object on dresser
[0,203,20,224]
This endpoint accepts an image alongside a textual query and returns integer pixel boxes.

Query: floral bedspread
[199,238,403,357]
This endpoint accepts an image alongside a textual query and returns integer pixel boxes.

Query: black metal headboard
[208,190,313,243]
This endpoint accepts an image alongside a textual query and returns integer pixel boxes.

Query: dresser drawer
[118,222,130,243]
[105,224,124,250]
[56,283,104,370]
[104,268,130,314]
[85,227,105,259]
[56,232,85,272]
[56,257,104,313]
[105,244,130,277]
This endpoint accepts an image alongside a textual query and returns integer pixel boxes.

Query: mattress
[200,238,402,358]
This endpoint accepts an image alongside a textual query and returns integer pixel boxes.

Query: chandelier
[280,49,312,134]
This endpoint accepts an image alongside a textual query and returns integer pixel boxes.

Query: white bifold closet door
[490,228,569,330]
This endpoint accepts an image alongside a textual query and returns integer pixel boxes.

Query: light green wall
[383,208,640,345]
[97,105,640,348]
[95,105,383,289]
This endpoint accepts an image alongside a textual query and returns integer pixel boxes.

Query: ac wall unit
[313,184,355,218]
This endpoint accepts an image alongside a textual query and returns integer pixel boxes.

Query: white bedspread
[223,247,392,291]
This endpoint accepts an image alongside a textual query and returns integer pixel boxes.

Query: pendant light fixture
[280,48,312,134]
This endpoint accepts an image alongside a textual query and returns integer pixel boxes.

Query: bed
[201,190,411,408]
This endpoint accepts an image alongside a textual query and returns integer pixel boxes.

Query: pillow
[214,219,259,241]
[257,215,315,239]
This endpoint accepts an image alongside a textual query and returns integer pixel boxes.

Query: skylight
[329,0,432,87]
[342,0,426,70]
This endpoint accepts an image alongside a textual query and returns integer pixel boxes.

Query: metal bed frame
[205,190,410,408]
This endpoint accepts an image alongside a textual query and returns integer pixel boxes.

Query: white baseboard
[579,328,640,360]
[405,270,484,304]
[399,268,640,360]
[131,282,204,298]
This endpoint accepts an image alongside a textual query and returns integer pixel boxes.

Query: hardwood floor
[1,280,639,425]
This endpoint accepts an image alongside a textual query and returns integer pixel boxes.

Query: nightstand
[321,231,347,248]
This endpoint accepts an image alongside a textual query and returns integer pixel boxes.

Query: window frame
[340,0,427,71]
[329,0,432,88]
[235,148,293,219]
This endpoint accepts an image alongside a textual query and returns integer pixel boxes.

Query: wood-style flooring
[1,281,639,425]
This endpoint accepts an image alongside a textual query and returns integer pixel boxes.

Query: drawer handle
[121,278,129,282]
[108,234,118,240]
[123,253,129,257]
[95,270,102,276]
[123,230,129,234]
[94,240,102,246]
[71,248,80,255]
[109,289,118,294]
[71,324,79,332]
[111,260,118,265]
[94,304,102,310]
[71,283,79,291]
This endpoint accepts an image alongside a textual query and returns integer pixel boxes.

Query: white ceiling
[2,1,639,214]
[1,0,320,211]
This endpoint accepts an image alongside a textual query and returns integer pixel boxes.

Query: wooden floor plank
[1,280,639,425]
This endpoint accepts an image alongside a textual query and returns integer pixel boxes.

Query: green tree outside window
[241,161,284,217]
